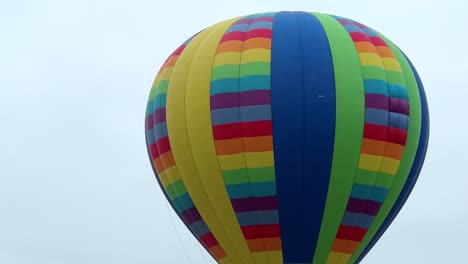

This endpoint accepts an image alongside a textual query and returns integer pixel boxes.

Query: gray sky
[1,0,466,263]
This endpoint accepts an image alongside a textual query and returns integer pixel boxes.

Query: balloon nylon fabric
[329,15,413,263]
[144,11,428,264]
[270,11,336,264]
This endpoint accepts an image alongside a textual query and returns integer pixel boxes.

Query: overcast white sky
[1,0,466,263]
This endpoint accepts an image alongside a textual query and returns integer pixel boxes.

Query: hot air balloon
[144,11,429,264]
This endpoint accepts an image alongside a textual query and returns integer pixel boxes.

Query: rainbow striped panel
[210,13,282,262]
[145,36,228,262]
[326,16,410,264]
[144,11,429,264]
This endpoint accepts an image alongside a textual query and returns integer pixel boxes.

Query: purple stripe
[346,198,382,216]
[152,108,166,125]
[389,97,409,115]
[210,90,271,110]
[230,196,278,213]
[365,94,389,111]
[234,16,274,25]
[181,207,202,225]
[145,114,154,131]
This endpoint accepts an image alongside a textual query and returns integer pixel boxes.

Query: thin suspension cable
[165,200,192,264]
[197,242,209,264]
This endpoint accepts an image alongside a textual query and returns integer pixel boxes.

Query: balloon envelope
[145,11,429,264]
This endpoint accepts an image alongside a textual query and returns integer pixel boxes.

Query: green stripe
[211,62,271,80]
[349,32,422,263]
[385,70,406,86]
[211,64,240,80]
[222,167,275,185]
[362,66,386,81]
[155,80,169,94]
[311,13,365,264]
[240,62,270,77]
[355,169,394,189]
[384,68,405,85]
[165,179,188,200]
[148,87,157,103]
[149,80,169,100]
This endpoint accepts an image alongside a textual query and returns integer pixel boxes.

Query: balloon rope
[197,242,209,264]
[165,200,193,264]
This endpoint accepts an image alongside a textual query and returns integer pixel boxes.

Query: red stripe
[220,31,246,43]
[363,124,388,142]
[370,36,388,47]
[173,45,186,56]
[199,232,218,248]
[245,29,272,40]
[241,224,280,239]
[336,225,367,241]
[149,143,159,158]
[387,127,408,145]
[155,137,171,158]
[212,121,272,140]
[364,124,407,146]
[350,32,371,43]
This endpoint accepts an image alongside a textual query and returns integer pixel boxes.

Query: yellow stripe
[157,67,173,81]
[219,151,274,170]
[213,49,271,66]
[162,166,181,187]
[359,52,384,67]
[166,18,249,264]
[213,52,242,66]
[382,57,402,72]
[148,69,165,98]
[358,153,383,171]
[245,151,274,167]
[241,48,271,63]
[380,157,400,175]
[252,253,268,263]
[158,170,170,187]
[219,258,231,264]
[266,251,283,264]
[328,252,351,264]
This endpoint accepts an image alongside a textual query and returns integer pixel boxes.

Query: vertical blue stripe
[356,52,430,263]
[271,11,336,263]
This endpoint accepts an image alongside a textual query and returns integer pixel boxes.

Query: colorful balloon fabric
[144,11,429,264]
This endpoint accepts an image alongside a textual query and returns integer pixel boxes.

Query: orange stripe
[376,46,395,58]
[246,237,281,252]
[216,40,243,53]
[209,244,227,260]
[243,38,271,50]
[164,55,179,67]
[383,142,405,160]
[246,238,265,252]
[331,239,360,254]
[361,139,404,160]
[215,136,273,155]
[243,136,273,152]
[160,151,176,169]
[355,41,378,54]
[215,138,243,155]
[153,151,175,172]
[153,158,163,172]
[361,138,385,156]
